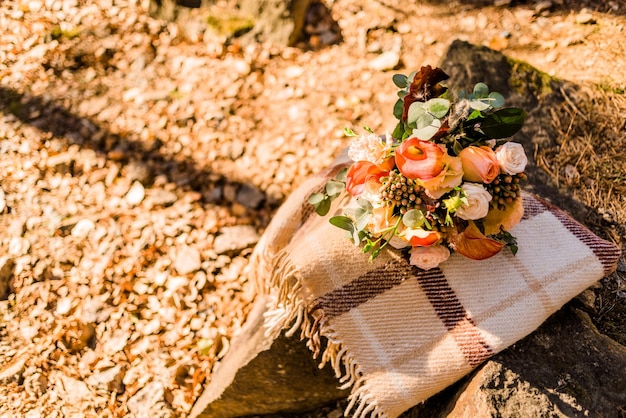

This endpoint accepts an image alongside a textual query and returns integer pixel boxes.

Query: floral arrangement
[308,66,529,270]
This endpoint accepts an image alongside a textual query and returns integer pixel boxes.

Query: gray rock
[236,184,265,209]
[148,189,178,207]
[174,245,202,275]
[0,257,15,300]
[213,225,259,255]
[125,181,145,206]
[189,295,348,418]
[127,380,166,415]
[124,160,153,185]
[237,0,312,46]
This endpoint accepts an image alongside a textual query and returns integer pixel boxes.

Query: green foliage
[494,229,519,255]
[392,73,409,89]
[480,108,527,139]
[402,209,431,229]
[308,168,348,216]
[344,127,358,137]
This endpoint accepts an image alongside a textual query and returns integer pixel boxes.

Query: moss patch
[507,58,555,99]
[206,14,254,38]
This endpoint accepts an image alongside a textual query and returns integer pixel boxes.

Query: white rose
[409,245,450,270]
[347,133,390,165]
[456,183,492,220]
[495,142,528,175]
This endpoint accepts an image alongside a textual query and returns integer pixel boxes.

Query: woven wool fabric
[249,163,622,418]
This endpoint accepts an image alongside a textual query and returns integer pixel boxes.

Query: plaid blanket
[249,162,621,418]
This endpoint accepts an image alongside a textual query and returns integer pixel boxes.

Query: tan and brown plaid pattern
[250,165,621,418]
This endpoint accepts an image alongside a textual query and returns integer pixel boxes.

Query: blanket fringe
[249,198,388,418]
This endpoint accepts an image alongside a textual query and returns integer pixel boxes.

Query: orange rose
[458,146,500,184]
[451,221,504,260]
[346,158,394,197]
[395,137,445,180]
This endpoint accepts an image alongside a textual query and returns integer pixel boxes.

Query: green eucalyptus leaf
[354,208,370,231]
[402,209,426,228]
[414,111,434,129]
[315,198,332,216]
[412,118,440,141]
[335,167,348,183]
[308,193,325,205]
[392,73,409,88]
[488,92,505,108]
[329,215,355,232]
[391,121,405,140]
[407,102,426,126]
[393,98,404,120]
[473,82,489,97]
[481,108,527,139]
[326,180,345,197]
[469,99,491,111]
[356,197,373,211]
[425,98,450,119]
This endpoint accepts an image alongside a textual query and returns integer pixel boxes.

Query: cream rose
[495,142,527,175]
[409,245,450,270]
[456,183,493,220]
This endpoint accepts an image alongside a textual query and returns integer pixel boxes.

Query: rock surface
[0,257,14,301]
[189,295,348,418]
[406,306,626,417]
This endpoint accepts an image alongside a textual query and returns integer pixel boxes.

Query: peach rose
[409,245,450,270]
[395,137,445,180]
[420,153,464,199]
[346,158,394,196]
[458,146,500,184]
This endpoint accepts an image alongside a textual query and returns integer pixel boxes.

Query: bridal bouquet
[308,66,529,270]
